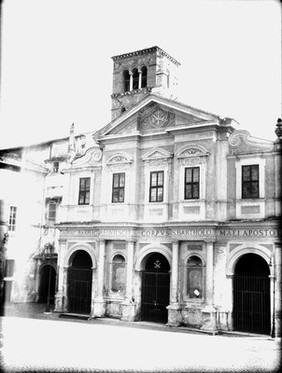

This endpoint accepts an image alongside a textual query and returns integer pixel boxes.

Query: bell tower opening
[111,46,181,120]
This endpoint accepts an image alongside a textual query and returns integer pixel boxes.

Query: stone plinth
[200,306,218,334]
[54,292,64,312]
[121,300,137,322]
[93,298,106,318]
[167,303,181,327]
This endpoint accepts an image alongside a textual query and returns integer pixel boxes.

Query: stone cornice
[112,46,181,66]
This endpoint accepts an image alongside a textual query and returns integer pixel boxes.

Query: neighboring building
[0,46,281,337]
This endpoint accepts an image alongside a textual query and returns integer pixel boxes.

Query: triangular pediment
[95,94,227,140]
[142,147,172,161]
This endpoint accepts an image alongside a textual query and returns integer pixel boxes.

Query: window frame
[149,171,164,203]
[184,167,200,200]
[47,200,57,222]
[78,177,91,205]
[52,161,59,173]
[8,206,17,232]
[241,164,259,199]
[112,173,125,203]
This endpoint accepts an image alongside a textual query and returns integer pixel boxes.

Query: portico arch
[65,242,97,269]
[227,244,272,276]
[135,243,172,271]
[66,244,96,315]
[227,245,272,335]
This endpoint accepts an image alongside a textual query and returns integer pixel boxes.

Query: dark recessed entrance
[233,253,270,334]
[67,250,92,315]
[141,252,170,323]
[38,265,56,304]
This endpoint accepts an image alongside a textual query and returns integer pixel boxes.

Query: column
[93,239,106,317]
[138,69,142,89]
[201,241,217,333]
[121,240,136,321]
[54,239,66,312]
[129,71,133,91]
[167,240,181,327]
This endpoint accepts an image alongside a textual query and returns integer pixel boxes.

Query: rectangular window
[48,201,57,222]
[78,177,90,205]
[112,173,125,203]
[242,165,259,199]
[185,167,200,199]
[5,259,15,277]
[8,206,17,231]
[149,171,164,202]
[52,161,59,173]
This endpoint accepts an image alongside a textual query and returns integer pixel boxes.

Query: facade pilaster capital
[274,241,282,249]
[126,239,136,244]
[96,238,106,243]
[205,240,216,245]
[226,273,234,279]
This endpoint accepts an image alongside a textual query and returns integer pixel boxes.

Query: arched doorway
[233,253,270,334]
[67,250,92,314]
[38,265,56,304]
[141,252,170,323]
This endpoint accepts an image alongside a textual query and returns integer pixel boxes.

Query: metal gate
[233,274,270,334]
[67,267,92,314]
[141,271,170,323]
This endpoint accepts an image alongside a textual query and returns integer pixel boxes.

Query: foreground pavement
[0,313,281,373]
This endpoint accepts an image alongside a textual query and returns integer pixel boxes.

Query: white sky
[0,0,281,148]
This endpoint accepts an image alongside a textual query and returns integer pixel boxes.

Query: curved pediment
[175,144,209,158]
[106,152,133,165]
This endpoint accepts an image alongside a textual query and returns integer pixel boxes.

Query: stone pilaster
[121,240,137,321]
[93,239,106,317]
[273,243,281,337]
[201,241,217,333]
[54,239,67,312]
[167,240,181,326]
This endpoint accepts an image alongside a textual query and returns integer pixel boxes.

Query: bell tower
[111,46,181,120]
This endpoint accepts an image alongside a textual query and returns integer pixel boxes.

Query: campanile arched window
[132,68,139,90]
[141,66,147,88]
[124,70,130,92]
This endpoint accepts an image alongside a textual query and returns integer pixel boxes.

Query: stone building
[0,46,281,336]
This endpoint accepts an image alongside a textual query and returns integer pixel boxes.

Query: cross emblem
[154,259,161,269]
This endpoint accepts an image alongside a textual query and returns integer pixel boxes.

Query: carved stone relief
[141,108,175,130]
[179,157,204,166]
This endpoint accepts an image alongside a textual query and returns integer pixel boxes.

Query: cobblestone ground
[1,313,281,373]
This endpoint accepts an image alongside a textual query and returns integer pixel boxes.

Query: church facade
[1,46,281,336]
